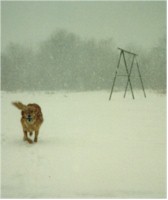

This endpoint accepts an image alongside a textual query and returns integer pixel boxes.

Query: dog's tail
[12,102,26,110]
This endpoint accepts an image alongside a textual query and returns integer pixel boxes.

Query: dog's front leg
[24,130,33,144]
[34,130,39,143]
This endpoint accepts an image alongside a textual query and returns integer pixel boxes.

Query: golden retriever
[12,102,43,144]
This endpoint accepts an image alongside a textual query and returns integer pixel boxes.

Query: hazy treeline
[1,30,166,92]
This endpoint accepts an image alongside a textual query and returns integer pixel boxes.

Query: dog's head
[22,105,40,123]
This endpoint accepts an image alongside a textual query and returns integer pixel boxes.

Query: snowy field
[1,90,166,198]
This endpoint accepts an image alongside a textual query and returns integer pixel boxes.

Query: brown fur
[12,101,43,144]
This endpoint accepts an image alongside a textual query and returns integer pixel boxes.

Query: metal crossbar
[109,48,146,100]
[118,47,137,56]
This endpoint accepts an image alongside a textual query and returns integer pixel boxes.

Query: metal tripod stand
[109,48,146,100]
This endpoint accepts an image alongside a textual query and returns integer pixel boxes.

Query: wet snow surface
[1,90,166,198]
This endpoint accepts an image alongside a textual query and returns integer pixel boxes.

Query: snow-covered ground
[1,90,166,198]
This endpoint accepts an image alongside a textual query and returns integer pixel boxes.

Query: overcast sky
[1,1,166,51]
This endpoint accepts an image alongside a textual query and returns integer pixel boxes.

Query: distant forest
[1,30,166,92]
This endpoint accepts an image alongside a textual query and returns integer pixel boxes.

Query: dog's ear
[12,102,27,111]
[35,107,42,116]
[34,107,42,120]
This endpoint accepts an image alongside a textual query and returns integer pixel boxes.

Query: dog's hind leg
[24,130,33,144]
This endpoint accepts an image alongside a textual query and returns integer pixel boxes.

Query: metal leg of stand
[136,58,146,98]
[123,52,135,99]
[123,55,135,98]
[109,51,122,100]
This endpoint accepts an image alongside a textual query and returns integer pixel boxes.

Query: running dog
[12,102,43,143]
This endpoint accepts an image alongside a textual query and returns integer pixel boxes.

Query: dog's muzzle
[27,115,32,122]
